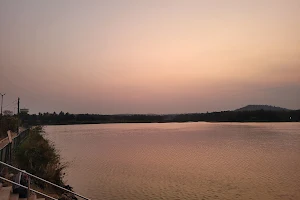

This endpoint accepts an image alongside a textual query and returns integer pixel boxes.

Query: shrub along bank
[13,126,68,195]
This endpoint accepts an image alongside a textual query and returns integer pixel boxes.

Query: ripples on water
[45,122,300,200]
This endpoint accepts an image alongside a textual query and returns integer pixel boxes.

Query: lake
[45,122,300,200]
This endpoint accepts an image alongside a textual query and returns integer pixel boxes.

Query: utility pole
[17,97,20,115]
[0,93,5,116]
[17,97,20,134]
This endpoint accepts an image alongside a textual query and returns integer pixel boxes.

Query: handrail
[0,176,58,200]
[0,161,90,200]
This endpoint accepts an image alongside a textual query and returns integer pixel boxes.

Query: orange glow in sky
[0,0,299,114]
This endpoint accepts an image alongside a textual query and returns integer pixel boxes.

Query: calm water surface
[45,122,300,200]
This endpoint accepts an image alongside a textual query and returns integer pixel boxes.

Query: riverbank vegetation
[13,126,67,191]
[20,109,300,125]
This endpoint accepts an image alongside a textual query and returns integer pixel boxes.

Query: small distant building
[20,108,29,114]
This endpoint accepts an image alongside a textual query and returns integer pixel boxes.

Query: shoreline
[41,120,299,126]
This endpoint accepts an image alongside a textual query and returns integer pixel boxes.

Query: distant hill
[235,105,290,112]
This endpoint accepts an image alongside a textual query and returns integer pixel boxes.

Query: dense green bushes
[13,126,66,188]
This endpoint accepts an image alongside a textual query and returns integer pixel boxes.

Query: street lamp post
[0,93,5,116]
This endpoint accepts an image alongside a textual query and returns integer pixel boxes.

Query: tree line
[19,110,300,126]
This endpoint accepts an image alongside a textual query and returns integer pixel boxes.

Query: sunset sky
[0,0,299,114]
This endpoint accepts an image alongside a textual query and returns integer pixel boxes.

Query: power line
[3,100,17,109]
[3,100,17,108]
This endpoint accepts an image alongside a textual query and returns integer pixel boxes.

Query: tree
[3,110,13,116]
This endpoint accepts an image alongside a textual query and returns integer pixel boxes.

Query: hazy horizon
[9,104,300,115]
[1,0,300,114]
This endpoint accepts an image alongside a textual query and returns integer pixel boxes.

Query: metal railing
[0,161,91,200]
[0,176,57,200]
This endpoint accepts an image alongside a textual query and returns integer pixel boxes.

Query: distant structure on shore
[235,105,290,112]
[20,108,29,114]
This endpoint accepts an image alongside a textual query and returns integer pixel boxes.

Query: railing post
[8,143,11,164]
[27,176,31,200]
